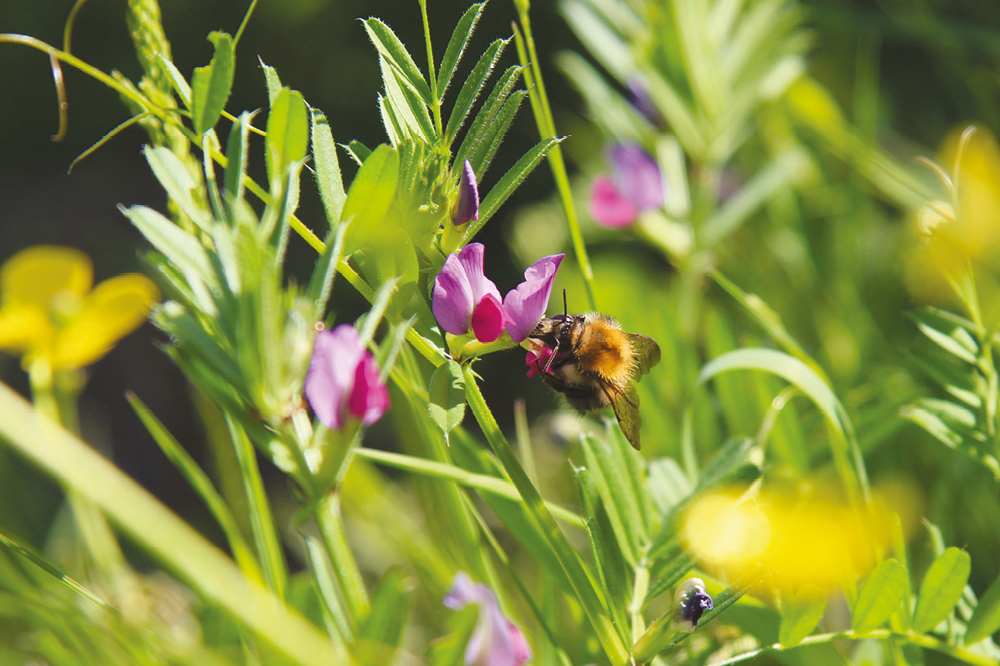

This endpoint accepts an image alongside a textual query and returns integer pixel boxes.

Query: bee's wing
[606,383,642,450]
[628,334,661,378]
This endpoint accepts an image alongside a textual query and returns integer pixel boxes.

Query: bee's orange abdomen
[578,319,634,389]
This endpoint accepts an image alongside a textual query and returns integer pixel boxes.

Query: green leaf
[558,50,655,145]
[913,547,971,633]
[560,0,635,81]
[576,466,631,638]
[190,31,235,136]
[310,108,347,226]
[345,140,372,165]
[917,320,979,365]
[780,585,826,646]
[966,572,1000,644]
[646,457,693,517]
[224,110,257,203]
[155,53,192,109]
[341,144,400,252]
[265,88,309,184]
[0,383,344,666]
[126,393,261,582]
[465,87,526,181]
[379,56,433,142]
[226,416,288,600]
[120,205,218,313]
[454,65,522,171]
[427,361,466,436]
[363,18,433,105]
[852,559,909,634]
[445,38,507,141]
[580,431,648,566]
[430,605,479,666]
[142,145,213,232]
[437,3,486,101]
[357,568,414,664]
[307,223,349,317]
[259,58,282,105]
[701,149,811,246]
[465,136,562,241]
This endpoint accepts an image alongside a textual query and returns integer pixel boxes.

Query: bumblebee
[526,306,660,450]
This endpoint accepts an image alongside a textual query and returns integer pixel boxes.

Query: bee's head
[528,314,574,350]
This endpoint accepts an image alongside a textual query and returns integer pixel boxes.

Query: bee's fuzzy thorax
[573,313,635,391]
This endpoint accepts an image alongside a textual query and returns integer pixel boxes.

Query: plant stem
[315,490,370,630]
[418,0,443,136]
[511,12,597,311]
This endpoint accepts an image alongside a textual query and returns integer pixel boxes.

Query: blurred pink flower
[453,159,480,226]
[304,325,389,430]
[503,253,564,343]
[444,572,532,666]
[433,243,506,343]
[589,142,665,228]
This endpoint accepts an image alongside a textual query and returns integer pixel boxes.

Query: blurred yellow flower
[0,246,160,370]
[681,484,907,591]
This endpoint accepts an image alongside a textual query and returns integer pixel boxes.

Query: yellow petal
[1,246,93,310]
[938,127,1000,257]
[0,304,56,356]
[52,274,160,369]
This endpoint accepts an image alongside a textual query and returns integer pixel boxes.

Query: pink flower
[524,345,554,378]
[444,572,532,666]
[304,325,390,430]
[432,245,564,346]
[588,142,665,228]
[503,253,564,343]
[453,159,480,226]
[433,243,506,343]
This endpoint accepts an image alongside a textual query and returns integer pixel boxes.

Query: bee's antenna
[563,289,568,316]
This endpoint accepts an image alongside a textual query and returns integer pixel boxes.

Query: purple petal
[453,159,480,226]
[444,573,532,666]
[608,142,664,210]
[433,251,475,335]
[503,253,565,343]
[589,176,639,228]
[457,243,502,305]
[304,326,365,430]
[348,352,390,426]
[472,293,505,343]
[627,77,662,126]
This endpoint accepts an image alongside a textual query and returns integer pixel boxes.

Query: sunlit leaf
[265,88,309,184]
[437,3,486,101]
[779,585,826,647]
[427,361,466,436]
[852,559,909,634]
[363,18,433,105]
[190,31,234,136]
[912,547,971,633]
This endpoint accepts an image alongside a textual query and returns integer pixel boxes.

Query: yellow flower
[0,246,160,370]
[681,484,910,591]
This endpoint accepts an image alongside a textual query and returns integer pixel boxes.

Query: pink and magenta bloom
[588,142,665,228]
[432,243,564,345]
[502,253,563,343]
[444,572,532,666]
[453,159,480,227]
[304,325,390,430]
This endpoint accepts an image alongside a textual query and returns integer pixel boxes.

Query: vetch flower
[589,142,665,229]
[433,243,506,343]
[304,325,389,430]
[671,578,714,633]
[0,245,159,370]
[444,572,532,666]
[453,159,480,227]
[503,252,564,343]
